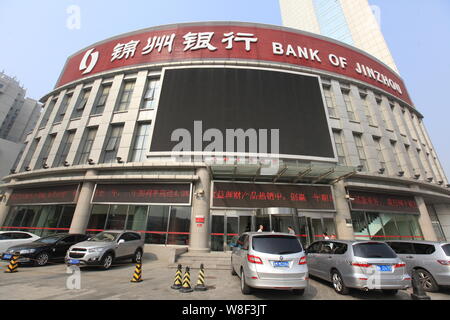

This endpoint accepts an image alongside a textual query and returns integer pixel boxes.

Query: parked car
[65,230,145,270]
[2,233,88,266]
[230,232,308,295]
[0,231,40,254]
[386,240,450,292]
[306,240,411,295]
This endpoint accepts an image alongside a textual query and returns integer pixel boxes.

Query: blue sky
[1,0,449,178]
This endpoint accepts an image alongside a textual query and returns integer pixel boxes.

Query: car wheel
[292,289,305,296]
[417,269,439,292]
[132,249,142,263]
[381,289,398,295]
[34,252,49,267]
[331,270,349,295]
[240,269,252,295]
[101,253,114,270]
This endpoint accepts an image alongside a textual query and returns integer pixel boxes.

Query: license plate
[273,261,289,268]
[3,254,12,260]
[68,259,80,265]
[376,265,392,272]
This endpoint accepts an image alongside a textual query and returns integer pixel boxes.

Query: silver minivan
[230,232,308,295]
[386,240,450,292]
[306,240,411,295]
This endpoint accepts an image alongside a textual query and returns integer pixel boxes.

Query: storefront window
[105,205,128,230]
[167,206,191,245]
[126,206,148,231]
[351,211,423,240]
[145,206,169,244]
[87,205,109,233]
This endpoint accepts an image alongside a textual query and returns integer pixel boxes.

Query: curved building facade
[0,22,449,252]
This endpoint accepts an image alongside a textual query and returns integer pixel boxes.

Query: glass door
[211,214,225,251]
[225,216,239,251]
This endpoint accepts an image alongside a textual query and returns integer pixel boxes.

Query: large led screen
[149,67,336,161]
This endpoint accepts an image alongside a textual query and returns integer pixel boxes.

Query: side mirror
[118,239,125,244]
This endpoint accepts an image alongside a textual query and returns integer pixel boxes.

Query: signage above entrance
[212,181,335,210]
[7,185,79,205]
[92,183,192,205]
[348,190,419,214]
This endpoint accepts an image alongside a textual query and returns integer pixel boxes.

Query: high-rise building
[279,0,399,73]
[0,72,41,179]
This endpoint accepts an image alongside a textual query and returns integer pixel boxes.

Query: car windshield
[442,244,450,256]
[353,242,397,258]
[252,235,303,254]
[89,232,120,242]
[36,235,65,244]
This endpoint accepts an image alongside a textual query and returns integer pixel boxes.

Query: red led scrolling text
[352,195,418,209]
[213,190,333,203]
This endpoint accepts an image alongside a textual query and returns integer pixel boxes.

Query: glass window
[35,134,56,169]
[59,206,75,229]
[40,99,57,128]
[71,89,91,119]
[20,138,40,171]
[126,206,148,231]
[115,81,135,112]
[105,205,128,230]
[394,214,422,240]
[361,95,376,126]
[323,86,338,118]
[145,206,169,244]
[54,131,76,167]
[353,133,368,171]
[87,205,109,232]
[333,130,346,166]
[386,242,414,254]
[342,90,357,121]
[75,127,97,165]
[167,206,191,245]
[10,232,32,239]
[91,85,111,115]
[442,244,450,256]
[54,93,73,123]
[333,242,348,255]
[306,241,322,254]
[101,125,123,163]
[353,242,397,258]
[413,243,436,255]
[373,136,386,171]
[131,123,152,162]
[252,235,303,254]
[351,211,370,241]
[141,78,160,110]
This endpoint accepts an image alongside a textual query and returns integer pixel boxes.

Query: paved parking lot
[1,257,449,300]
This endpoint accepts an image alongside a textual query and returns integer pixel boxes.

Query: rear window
[442,244,450,256]
[353,242,397,258]
[413,243,435,255]
[252,235,303,255]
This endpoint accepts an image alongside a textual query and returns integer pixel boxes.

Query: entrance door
[308,218,324,244]
[211,210,254,252]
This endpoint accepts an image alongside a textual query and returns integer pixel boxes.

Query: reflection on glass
[167,206,191,245]
[145,206,169,244]
[105,205,128,230]
[126,206,148,231]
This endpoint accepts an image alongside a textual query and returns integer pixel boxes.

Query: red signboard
[212,182,335,210]
[92,184,191,204]
[56,22,412,106]
[348,190,419,214]
[7,185,79,205]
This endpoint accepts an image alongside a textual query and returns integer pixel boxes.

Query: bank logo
[79,48,99,75]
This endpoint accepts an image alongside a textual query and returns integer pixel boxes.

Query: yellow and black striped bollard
[130,257,143,283]
[180,266,193,293]
[4,254,20,273]
[171,264,183,289]
[195,263,208,291]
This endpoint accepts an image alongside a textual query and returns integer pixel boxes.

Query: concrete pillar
[0,187,14,227]
[69,170,97,234]
[332,181,355,240]
[188,168,211,253]
[432,204,450,241]
[412,191,438,241]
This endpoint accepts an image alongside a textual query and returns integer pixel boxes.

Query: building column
[413,194,438,242]
[434,204,450,241]
[0,186,14,227]
[332,181,355,240]
[189,168,211,253]
[69,170,97,234]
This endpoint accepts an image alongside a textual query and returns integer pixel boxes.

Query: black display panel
[150,67,335,160]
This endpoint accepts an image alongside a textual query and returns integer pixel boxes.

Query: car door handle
[328,256,332,259]
[406,256,413,259]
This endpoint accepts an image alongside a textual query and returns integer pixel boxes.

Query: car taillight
[394,263,406,268]
[298,256,307,265]
[247,254,263,264]
[352,262,372,268]
[437,260,450,266]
